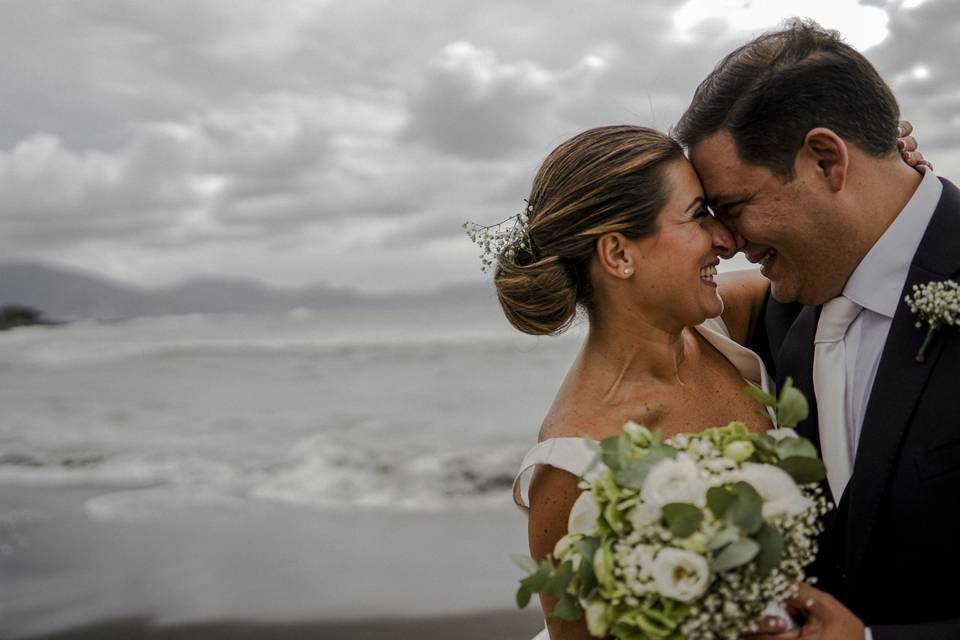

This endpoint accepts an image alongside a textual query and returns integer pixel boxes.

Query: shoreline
[13,609,545,640]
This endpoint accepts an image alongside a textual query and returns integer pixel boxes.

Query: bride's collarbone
[541,373,769,442]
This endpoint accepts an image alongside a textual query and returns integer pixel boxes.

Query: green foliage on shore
[0,304,53,330]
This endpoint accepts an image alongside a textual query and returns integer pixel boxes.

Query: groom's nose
[716,214,746,255]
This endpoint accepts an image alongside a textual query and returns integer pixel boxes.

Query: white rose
[567,491,600,535]
[582,599,609,637]
[628,503,662,530]
[642,453,707,508]
[736,463,813,519]
[766,428,799,442]
[650,548,711,602]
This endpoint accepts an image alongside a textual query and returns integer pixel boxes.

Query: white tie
[813,296,863,501]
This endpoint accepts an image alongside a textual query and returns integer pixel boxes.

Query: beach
[0,303,578,638]
[21,611,544,640]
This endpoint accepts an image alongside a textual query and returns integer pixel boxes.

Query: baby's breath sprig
[904,279,959,363]
[463,203,535,273]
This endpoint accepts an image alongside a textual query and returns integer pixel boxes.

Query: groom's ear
[798,128,848,191]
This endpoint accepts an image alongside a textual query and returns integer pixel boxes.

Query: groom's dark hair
[673,19,900,180]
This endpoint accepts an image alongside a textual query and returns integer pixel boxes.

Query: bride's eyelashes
[693,206,715,220]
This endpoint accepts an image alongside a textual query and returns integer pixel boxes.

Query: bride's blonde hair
[495,125,683,335]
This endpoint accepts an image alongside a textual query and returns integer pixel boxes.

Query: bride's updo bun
[494,125,684,335]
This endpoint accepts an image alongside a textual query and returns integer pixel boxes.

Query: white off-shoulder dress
[510,317,775,640]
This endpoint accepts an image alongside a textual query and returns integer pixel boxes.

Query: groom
[675,21,960,640]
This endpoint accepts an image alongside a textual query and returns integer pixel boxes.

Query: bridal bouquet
[513,380,829,639]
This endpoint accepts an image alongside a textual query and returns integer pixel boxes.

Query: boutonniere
[904,279,959,363]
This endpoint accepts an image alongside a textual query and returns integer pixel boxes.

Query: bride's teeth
[699,265,717,280]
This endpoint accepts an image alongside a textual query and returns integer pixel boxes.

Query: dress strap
[696,316,777,424]
[512,437,598,513]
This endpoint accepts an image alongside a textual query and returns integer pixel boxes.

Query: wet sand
[15,610,545,640]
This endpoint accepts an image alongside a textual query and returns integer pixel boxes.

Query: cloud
[0,0,956,291]
[402,41,607,160]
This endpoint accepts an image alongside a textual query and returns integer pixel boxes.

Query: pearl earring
[623,268,632,275]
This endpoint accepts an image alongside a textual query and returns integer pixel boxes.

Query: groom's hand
[745,583,866,640]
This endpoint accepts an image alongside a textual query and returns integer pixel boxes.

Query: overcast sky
[1,0,956,293]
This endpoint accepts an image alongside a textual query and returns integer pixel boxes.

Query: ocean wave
[7,330,570,368]
[0,436,530,517]
[249,434,523,511]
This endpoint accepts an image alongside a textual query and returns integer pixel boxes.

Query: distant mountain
[0,262,494,321]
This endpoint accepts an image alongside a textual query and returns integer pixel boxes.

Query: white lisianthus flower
[642,453,707,508]
[629,503,662,530]
[582,599,609,637]
[651,548,711,602]
[702,457,737,473]
[736,463,813,519]
[766,428,799,442]
[567,491,600,535]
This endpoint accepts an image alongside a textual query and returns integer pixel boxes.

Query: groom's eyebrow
[709,194,752,212]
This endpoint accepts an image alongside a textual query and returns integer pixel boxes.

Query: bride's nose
[708,217,736,259]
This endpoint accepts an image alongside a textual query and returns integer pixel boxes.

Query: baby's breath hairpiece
[463,202,536,273]
[904,279,959,363]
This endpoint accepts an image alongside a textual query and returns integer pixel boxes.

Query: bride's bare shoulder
[538,394,665,443]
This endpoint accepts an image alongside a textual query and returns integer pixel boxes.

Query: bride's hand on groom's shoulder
[897,120,932,171]
[745,582,866,640]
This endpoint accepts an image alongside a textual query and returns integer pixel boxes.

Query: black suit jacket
[752,177,960,639]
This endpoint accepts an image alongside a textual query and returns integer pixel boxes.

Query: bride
[491,124,922,639]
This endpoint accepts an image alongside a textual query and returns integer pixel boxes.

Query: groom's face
[690,131,842,305]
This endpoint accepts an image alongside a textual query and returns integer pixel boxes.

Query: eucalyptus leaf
[601,434,630,471]
[613,444,676,489]
[776,436,818,460]
[707,486,736,519]
[519,561,553,593]
[543,560,575,599]
[707,527,741,551]
[575,537,600,596]
[743,384,777,406]
[777,377,809,428]
[754,523,785,577]
[662,503,704,538]
[511,554,540,574]
[516,585,532,609]
[613,459,651,489]
[712,538,760,572]
[778,456,827,484]
[548,593,584,622]
[727,482,763,534]
[579,434,604,479]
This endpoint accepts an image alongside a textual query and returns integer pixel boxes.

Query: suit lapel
[775,305,820,448]
[845,177,960,582]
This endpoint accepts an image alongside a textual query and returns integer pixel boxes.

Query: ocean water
[0,297,584,635]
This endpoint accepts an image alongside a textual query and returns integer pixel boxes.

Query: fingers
[743,632,800,640]
[897,120,913,137]
[785,582,821,611]
[897,135,918,153]
[904,150,928,168]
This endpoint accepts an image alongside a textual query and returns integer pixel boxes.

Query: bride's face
[623,159,733,329]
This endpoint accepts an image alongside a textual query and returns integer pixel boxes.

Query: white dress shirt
[840,168,941,640]
[841,167,942,460]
